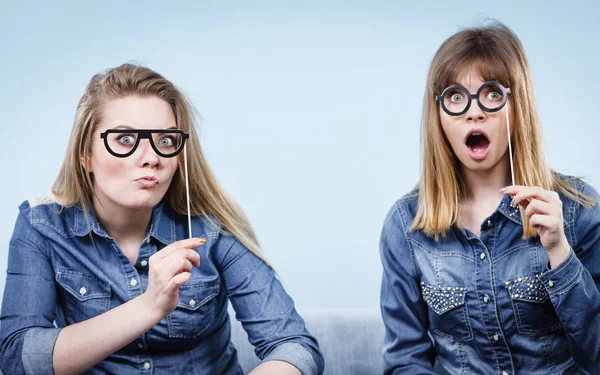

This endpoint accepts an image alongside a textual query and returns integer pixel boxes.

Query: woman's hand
[501,185,570,268]
[141,237,204,316]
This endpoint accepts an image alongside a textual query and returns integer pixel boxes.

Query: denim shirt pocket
[505,275,561,335]
[56,269,112,324]
[421,282,473,341]
[167,276,220,339]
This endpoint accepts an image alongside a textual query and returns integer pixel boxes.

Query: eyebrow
[111,125,178,130]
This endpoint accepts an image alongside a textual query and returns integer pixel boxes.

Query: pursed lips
[135,176,159,188]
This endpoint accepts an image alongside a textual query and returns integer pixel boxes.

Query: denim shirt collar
[497,193,523,225]
[457,194,522,240]
[71,200,176,245]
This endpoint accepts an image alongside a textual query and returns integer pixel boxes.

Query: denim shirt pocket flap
[505,275,548,303]
[176,279,220,312]
[505,274,560,335]
[56,269,112,302]
[421,282,467,315]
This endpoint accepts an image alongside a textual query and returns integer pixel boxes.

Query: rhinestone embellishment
[504,274,548,302]
[501,201,521,218]
[421,282,467,315]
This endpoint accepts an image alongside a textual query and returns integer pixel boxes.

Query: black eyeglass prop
[100,129,195,238]
[435,81,515,185]
[436,81,510,116]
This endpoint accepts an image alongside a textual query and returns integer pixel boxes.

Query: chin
[463,157,504,173]
[456,155,488,170]
[122,193,165,210]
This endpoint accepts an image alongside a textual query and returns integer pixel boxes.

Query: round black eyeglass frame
[435,81,511,116]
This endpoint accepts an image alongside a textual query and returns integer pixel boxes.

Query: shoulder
[383,189,419,229]
[17,195,94,239]
[553,173,599,246]
[381,189,421,249]
[12,196,81,251]
[18,196,77,235]
[554,172,597,198]
[553,172,598,215]
[28,195,60,208]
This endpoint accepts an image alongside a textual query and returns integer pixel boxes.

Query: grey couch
[229,307,450,375]
[0,308,447,374]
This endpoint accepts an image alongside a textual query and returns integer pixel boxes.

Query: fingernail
[499,187,507,193]
[198,238,206,243]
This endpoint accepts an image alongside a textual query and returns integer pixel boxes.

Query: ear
[80,153,93,173]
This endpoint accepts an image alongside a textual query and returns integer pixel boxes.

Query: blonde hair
[52,63,267,262]
[411,22,594,238]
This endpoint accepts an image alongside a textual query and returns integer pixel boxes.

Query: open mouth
[465,130,490,160]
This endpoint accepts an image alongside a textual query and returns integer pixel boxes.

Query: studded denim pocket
[421,282,473,341]
[505,275,561,335]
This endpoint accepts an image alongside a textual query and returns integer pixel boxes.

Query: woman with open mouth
[379,22,600,374]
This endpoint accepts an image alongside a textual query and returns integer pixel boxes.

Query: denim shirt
[380,177,600,375]
[0,198,323,375]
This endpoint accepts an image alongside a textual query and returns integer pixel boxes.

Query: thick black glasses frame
[100,129,190,158]
[435,81,511,116]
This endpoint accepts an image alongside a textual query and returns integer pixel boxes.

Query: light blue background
[1,1,598,310]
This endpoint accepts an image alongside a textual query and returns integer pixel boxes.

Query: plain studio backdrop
[0,1,598,311]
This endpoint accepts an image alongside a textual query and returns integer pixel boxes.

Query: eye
[450,93,464,102]
[488,91,501,100]
[117,134,136,145]
[158,135,175,147]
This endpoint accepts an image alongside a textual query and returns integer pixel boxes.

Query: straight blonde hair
[52,63,267,262]
[411,22,594,239]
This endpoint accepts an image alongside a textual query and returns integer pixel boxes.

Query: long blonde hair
[52,63,266,262]
[411,22,594,239]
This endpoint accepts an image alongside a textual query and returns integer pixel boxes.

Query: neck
[460,152,512,203]
[92,196,153,245]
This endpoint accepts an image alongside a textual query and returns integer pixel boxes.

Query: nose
[137,139,160,168]
[465,98,486,122]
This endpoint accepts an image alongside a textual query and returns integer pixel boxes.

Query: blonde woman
[379,23,600,374]
[0,64,323,375]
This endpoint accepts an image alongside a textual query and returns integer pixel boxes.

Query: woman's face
[85,95,179,212]
[439,70,513,175]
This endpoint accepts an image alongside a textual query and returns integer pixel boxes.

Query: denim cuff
[22,327,62,375]
[261,342,318,375]
[539,249,584,296]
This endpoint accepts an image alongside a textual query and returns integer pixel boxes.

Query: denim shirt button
[137,343,144,349]
[143,362,151,370]
[502,372,509,375]
[130,279,138,287]
[189,299,196,307]
[548,280,554,287]
[483,294,490,303]
[480,253,486,261]
[486,219,493,227]
[140,260,148,267]
[493,333,499,341]
[79,287,87,296]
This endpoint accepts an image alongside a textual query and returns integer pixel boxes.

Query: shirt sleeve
[538,181,600,373]
[0,207,62,375]
[214,236,324,375]
[379,201,437,375]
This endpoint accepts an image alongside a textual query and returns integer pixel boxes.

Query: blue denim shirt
[0,198,323,375]
[380,177,600,375]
